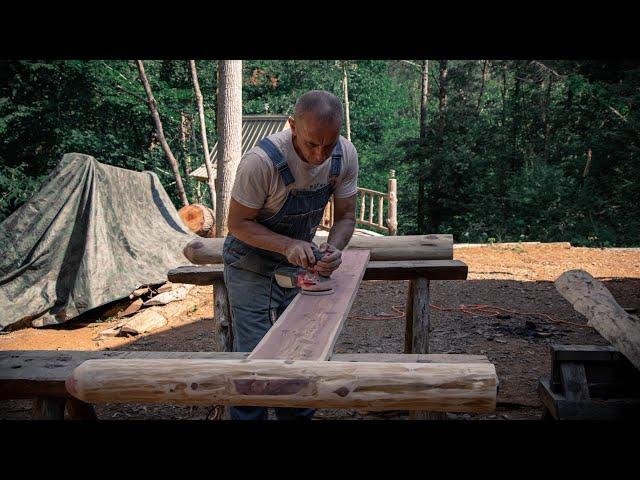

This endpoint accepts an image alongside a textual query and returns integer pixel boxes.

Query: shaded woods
[2,60,638,246]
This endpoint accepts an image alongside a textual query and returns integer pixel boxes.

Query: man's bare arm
[315,194,357,276]
[327,194,357,250]
[227,198,317,269]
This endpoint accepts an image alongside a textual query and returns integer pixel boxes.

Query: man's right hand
[283,240,317,269]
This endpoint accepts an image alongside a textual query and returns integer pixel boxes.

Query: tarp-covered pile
[0,153,195,329]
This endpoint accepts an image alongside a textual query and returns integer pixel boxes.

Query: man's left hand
[315,243,342,276]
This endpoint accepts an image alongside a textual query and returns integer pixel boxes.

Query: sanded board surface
[249,249,370,361]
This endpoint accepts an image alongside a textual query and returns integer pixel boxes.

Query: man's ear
[288,116,296,134]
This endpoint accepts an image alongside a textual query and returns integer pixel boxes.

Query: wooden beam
[66,358,498,412]
[555,269,640,371]
[182,234,453,265]
[1,350,489,399]
[249,249,370,360]
[168,259,467,285]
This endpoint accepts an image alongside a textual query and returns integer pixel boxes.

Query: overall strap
[257,138,295,186]
[330,139,343,180]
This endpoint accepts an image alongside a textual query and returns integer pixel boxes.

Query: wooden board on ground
[66,358,497,412]
[248,249,371,361]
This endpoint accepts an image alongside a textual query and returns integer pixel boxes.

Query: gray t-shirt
[231,129,359,220]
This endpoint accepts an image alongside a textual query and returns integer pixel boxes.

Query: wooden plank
[2,350,489,399]
[551,344,621,363]
[249,249,370,360]
[67,358,498,412]
[555,269,640,371]
[168,259,467,285]
[560,363,591,401]
[181,234,453,265]
[539,377,640,420]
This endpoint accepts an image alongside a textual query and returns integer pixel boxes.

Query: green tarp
[0,153,195,329]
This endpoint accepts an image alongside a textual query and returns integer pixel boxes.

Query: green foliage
[1,59,638,246]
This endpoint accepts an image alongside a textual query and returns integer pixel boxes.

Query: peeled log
[66,359,497,412]
[183,234,453,264]
[178,204,216,237]
[555,269,640,371]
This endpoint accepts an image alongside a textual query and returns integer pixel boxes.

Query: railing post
[387,170,398,236]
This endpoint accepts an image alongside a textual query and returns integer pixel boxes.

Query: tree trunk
[476,60,489,113]
[341,61,351,141]
[428,60,448,232]
[417,60,429,232]
[180,112,196,202]
[135,60,189,207]
[189,60,217,218]
[541,73,553,165]
[215,60,243,237]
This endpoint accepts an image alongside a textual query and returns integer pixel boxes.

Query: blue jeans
[223,245,315,421]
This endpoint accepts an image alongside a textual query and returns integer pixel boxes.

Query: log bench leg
[214,279,234,420]
[66,397,98,420]
[32,396,67,420]
[213,279,233,353]
[405,278,447,420]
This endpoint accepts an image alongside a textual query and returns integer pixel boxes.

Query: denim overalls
[222,136,343,420]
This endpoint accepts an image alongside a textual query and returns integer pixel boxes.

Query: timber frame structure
[1,235,500,419]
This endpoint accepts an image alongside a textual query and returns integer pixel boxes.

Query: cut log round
[65,358,497,412]
[178,204,216,237]
[183,234,453,265]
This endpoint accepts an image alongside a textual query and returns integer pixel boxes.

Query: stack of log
[97,282,194,338]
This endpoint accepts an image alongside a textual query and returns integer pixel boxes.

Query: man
[223,90,359,420]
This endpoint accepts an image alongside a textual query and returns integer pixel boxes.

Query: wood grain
[248,249,370,361]
[66,358,498,412]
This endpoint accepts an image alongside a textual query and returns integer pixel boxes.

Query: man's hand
[283,240,318,269]
[315,242,342,277]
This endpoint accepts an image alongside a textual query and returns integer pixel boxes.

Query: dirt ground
[1,242,639,420]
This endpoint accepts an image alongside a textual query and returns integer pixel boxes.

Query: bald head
[293,90,343,128]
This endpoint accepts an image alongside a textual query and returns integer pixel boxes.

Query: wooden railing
[320,170,397,235]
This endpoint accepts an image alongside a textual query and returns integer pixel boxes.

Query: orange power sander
[273,244,334,296]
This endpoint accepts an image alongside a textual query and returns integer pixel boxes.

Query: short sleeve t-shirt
[231,129,359,221]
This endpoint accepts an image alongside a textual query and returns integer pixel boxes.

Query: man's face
[289,115,340,166]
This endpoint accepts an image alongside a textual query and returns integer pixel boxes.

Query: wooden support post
[65,397,98,420]
[360,192,366,222]
[404,277,446,420]
[369,194,374,224]
[387,170,398,236]
[213,279,233,352]
[32,396,67,420]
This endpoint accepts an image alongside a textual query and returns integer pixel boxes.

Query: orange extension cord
[348,303,592,329]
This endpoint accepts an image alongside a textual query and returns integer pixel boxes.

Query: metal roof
[190,115,290,181]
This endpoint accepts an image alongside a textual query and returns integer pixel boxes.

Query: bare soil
[1,243,639,420]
